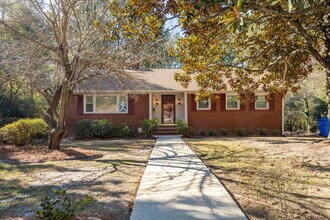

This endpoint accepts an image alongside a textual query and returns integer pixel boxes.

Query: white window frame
[197,98,211,110]
[83,94,128,114]
[255,94,269,110]
[226,94,240,110]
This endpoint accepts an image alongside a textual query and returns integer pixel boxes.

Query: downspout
[282,96,285,136]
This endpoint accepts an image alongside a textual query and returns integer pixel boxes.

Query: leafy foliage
[235,127,247,136]
[36,188,93,220]
[114,123,137,137]
[0,84,42,119]
[256,128,268,136]
[1,1,170,150]
[176,119,189,135]
[208,130,217,136]
[117,0,330,111]
[0,118,48,146]
[176,119,195,137]
[74,119,137,139]
[285,95,308,135]
[271,129,281,136]
[219,128,229,136]
[91,120,113,138]
[140,118,159,138]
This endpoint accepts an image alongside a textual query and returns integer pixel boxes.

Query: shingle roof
[75,69,200,93]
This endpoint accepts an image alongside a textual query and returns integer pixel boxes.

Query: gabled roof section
[74,69,199,93]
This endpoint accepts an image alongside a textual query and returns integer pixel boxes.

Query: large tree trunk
[48,82,71,150]
[321,5,330,137]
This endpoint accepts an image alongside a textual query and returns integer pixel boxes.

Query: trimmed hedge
[74,119,137,139]
[0,118,48,146]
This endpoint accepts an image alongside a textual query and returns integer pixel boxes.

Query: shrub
[36,188,92,220]
[208,130,217,136]
[140,118,159,137]
[200,131,206,136]
[176,120,196,137]
[235,127,247,136]
[0,118,48,146]
[220,128,229,136]
[74,119,94,139]
[176,119,189,135]
[115,123,136,137]
[91,119,113,138]
[75,119,137,139]
[257,128,268,136]
[271,129,281,136]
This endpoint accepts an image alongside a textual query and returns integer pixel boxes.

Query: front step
[156,126,178,135]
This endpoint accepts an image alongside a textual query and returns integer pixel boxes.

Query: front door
[161,95,175,124]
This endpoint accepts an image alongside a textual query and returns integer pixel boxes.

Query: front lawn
[0,139,155,219]
[185,137,330,220]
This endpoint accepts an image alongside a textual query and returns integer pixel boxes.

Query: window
[84,95,128,113]
[226,94,240,110]
[197,98,211,110]
[255,95,269,109]
[85,96,93,112]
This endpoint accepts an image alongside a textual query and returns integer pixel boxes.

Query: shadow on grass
[188,142,330,220]
[61,139,155,153]
[0,180,133,220]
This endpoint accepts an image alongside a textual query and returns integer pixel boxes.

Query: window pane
[227,95,238,109]
[86,96,93,104]
[96,96,117,112]
[86,104,93,112]
[85,96,93,112]
[198,99,209,109]
[256,102,267,108]
[257,95,266,102]
[256,95,267,108]
[118,96,128,112]
[227,95,237,102]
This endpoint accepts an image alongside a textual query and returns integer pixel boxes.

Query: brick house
[67,69,284,135]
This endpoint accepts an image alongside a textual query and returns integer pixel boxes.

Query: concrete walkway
[130,135,247,220]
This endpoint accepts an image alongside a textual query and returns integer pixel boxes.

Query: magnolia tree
[0,0,165,150]
[120,0,329,114]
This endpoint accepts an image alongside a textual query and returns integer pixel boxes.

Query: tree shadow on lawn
[251,137,326,145]
[0,180,133,220]
[185,136,326,145]
[0,146,104,164]
[61,139,155,153]
[190,144,330,220]
[305,164,330,173]
[0,157,148,220]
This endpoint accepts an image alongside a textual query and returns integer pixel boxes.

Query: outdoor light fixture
[178,99,181,105]
[156,99,159,105]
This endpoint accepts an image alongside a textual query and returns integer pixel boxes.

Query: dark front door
[162,95,175,124]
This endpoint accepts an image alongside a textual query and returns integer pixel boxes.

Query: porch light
[156,99,159,105]
[178,99,181,105]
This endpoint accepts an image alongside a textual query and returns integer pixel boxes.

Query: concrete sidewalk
[130,135,247,220]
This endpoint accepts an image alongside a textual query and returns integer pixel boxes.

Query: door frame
[161,94,176,124]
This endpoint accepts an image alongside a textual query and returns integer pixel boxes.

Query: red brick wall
[66,94,149,137]
[187,94,283,133]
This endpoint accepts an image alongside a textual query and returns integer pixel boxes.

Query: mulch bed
[0,144,104,163]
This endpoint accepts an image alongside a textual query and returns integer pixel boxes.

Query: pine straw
[0,144,104,163]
